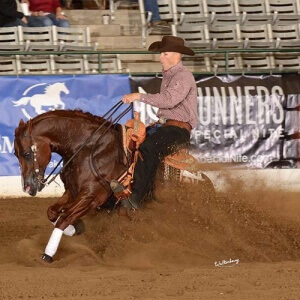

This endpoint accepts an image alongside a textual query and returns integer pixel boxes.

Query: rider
[121,35,198,210]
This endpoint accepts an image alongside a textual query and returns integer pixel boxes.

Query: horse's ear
[19,119,25,127]
[15,119,25,136]
[27,119,33,135]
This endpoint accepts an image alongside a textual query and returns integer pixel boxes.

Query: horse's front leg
[47,190,73,223]
[42,189,107,263]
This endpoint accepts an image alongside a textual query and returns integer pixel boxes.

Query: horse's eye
[24,152,30,158]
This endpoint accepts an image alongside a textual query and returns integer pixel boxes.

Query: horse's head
[14,119,52,196]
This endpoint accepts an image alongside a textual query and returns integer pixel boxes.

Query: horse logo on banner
[13,82,69,119]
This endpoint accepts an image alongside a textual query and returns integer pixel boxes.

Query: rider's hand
[122,93,141,104]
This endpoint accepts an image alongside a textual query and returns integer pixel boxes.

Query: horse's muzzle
[24,172,45,196]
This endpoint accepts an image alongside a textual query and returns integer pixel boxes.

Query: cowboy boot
[121,193,141,210]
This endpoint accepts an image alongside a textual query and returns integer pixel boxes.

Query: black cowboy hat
[148,35,195,56]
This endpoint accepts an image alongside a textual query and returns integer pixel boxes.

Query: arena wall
[1,169,300,198]
[2,74,300,198]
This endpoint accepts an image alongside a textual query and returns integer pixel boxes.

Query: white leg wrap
[52,217,75,237]
[63,225,76,236]
[44,228,63,258]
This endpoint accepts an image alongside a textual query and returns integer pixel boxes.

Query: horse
[14,109,127,263]
[14,108,213,263]
[13,82,69,114]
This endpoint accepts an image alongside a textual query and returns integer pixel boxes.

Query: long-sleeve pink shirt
[140,61,198,129]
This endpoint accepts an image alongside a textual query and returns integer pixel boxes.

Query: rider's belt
[163,119,192,133]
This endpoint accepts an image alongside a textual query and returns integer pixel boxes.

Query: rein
[42,101,133,187]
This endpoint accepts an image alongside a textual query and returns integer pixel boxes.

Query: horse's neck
[34,116,84,157]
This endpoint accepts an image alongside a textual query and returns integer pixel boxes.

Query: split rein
[41,101,133,187]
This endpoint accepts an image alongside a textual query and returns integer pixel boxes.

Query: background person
[0,0,28,27]
[131,0,170,30]
[24,0,70,27]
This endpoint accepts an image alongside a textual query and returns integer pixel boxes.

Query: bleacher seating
[54,55,86,74]
[22,27,58,51]
[272,24,300,48]
[268,0,300,25]
[211,53,243,72]
[2,0,300,74]
[86,54,123,73]
[0,27,24,51]
[55,27,97,51]
[206,0,242,25]
[242,53,275,71]
[0,24,121,74]
[0,58,19,75]
[20,56,54,74]
[172,0,210,26]
[167,0,300,72]
[238,0,273,25]
[240,24,276,49]
[209,24,243,49]
[274,52,300,70]
[175,24,211,50]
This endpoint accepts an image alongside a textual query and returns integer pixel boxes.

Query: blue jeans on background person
[144,0,160,22]
[3,18,28,27]
[132,0,161,22]
[27,14,70,27]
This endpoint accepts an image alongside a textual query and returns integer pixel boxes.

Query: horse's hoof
[73,219,85,235]
[41,253,53,263]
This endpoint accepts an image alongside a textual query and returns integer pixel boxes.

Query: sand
[0,178,299,299]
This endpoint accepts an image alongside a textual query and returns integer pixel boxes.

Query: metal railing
[1,48,300,75]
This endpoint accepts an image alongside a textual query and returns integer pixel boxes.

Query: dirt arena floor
[0,177,300,300]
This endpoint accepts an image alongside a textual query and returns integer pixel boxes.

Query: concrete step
[73,24,121,37]
[144,35,166,48]
[120,25,142,36]
[94,35,143,49]
[65,9,141,26]
[73,23,141,37]
[94,34,163,50]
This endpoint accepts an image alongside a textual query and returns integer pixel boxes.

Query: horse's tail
[13,97,31,106]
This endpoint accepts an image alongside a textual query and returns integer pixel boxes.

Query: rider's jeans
[131,125,190,204]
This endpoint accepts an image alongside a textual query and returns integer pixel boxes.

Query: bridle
[30,143,45,186]
[26,101,132,189]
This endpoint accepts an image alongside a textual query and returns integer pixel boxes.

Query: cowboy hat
[148,35,195,56]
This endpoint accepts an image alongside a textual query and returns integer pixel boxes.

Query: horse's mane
[15,110,111,137]
[37,109,109,125]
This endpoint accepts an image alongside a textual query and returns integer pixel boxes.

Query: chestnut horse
[14,109,127,262]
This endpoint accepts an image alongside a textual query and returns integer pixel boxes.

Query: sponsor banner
[130,74,300,169]
[0,75,131,176]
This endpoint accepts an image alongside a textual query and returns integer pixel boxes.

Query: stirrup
[110,179,125,193]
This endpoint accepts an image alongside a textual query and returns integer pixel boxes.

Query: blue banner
[0,74,131,176]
